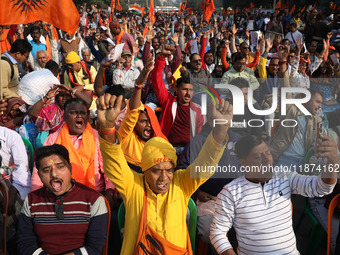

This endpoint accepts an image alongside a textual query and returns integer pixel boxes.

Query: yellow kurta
[100,132,227,255]
[118,102,145,167]
[64,65,97,110]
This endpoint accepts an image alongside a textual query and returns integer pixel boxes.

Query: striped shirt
[18,182,108,255]
[210,172,335,255]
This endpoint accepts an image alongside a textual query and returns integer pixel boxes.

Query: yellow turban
[65,51,81,64]
[141,137,177,172]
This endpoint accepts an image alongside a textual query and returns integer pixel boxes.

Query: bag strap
[1,56,14,80]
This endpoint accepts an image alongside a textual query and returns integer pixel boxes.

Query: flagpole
[273,0,276,12]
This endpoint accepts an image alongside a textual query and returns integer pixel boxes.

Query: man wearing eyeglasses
[0,39,32,98]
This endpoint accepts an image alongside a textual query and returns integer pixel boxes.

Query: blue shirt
[3,51,17,64]
[29,40,46,60]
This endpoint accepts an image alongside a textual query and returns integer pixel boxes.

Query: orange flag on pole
[201,0,205,10]
[116,0,122,11]
[289,4,296,14]
[283,0,289,10]
[275,0,281,10]
[300,5,306,13]
[0,0,79,34]
[187,7,193,15]
[149,0,155,23]
[111,0,116,12]
[204,0,215,23]
[250,2,254,9]
[178,1,187,14]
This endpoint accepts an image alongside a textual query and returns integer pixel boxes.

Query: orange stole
[116,28,124,44]
[56,123,96,190]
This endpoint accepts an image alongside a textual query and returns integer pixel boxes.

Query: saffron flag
[0,0,79,34]
[178,1,187,14]
[187,7,193,15]
[204,0,215,23]
[250,2,254,9]
[275,0,281,10]
[149,0,155,23]
[111,0,115,12]
[283,0,289,10]
[116,0,123,11]
[289,4,296,14]
[201,0,205,10]
[300,5,306,13]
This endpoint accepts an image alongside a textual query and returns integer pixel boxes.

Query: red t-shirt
[167,104,191,146]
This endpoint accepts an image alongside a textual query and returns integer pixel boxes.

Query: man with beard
[18,144,108,254]
[153,45,205,147]
[152,37,161,55]
[118,56,166,172]
[30,98,115,205]
[210,134,337,255]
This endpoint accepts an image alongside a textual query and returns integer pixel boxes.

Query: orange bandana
[56,123,96,190]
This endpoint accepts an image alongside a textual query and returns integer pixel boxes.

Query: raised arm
[151,45,176,106]
[129,55,154,110]
[94,58,114,96]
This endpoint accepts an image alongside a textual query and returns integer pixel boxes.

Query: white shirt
[210,173,335,255]
[285,30,303,48]
[18,69,60,105]
[0,127,31,200]
[112,64,140,89]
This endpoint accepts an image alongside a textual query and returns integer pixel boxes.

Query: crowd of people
[1,1,340,254]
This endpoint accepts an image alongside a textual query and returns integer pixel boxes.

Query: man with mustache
[210,134,337,255]
[118,56,167,172]
[18,144,108,254]
[97,87,233,254]
[152,45,204,147]
[30,98,115,204]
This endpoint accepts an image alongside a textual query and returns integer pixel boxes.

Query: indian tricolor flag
[129,6,145,15]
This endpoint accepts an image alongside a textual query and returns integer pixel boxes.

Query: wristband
[99,128,116,135]
[134,83,144,90]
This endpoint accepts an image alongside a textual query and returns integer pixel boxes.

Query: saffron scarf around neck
[67,61,93,87]
[56,123,96,190]
[144,104,168,142]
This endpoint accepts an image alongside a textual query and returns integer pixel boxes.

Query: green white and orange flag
[129,6,145,15]
[0,0,79,34]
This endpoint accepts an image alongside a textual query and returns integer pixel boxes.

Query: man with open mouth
[97,87,233,254]
[31,98,116,207]
[17,144,108,254]
[118,56,167,173]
